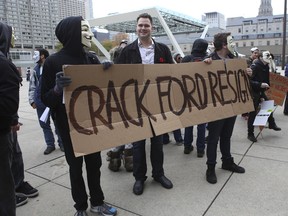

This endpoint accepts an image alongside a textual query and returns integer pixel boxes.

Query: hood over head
[0,22,12,56]
[55,16,83,56]
[191,38,208,57]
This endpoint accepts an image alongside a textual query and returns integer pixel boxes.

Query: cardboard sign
[253,100,275,126]
[64,59,254,156]
[266,73,288,105]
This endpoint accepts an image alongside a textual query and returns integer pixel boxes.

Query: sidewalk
[16,77,288,216]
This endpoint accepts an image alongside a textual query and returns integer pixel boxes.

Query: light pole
[282,0,287,69]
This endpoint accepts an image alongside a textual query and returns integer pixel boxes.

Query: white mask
[81,20,94,48]
[33,51,40,64]
[226,35,237,56]
[262,51,272,64]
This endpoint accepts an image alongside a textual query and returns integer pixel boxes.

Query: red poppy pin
[159,57,164,63]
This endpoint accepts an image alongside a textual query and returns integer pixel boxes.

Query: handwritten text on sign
[64,59,254,156]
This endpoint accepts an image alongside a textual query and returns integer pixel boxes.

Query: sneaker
[16,181,39,198]
[197,150,205,158]
[90,203,117,216]
[74,210,88,216]
[247,134,257,142]
[184,146,193,154]
[44,146,55,155]
[16,194,28,207]
[175,140,183,146]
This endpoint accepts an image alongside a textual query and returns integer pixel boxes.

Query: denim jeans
[163,129,183,143]
[132,135,164,181]
[184,123,206,151]
[36,107,63,148]
[0,132,16,216]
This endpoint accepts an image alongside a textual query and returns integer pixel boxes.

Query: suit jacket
[117,39,173,64]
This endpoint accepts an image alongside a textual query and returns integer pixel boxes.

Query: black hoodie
[41,16,101,143]
[182,38,208,63]
[0,22,21,134]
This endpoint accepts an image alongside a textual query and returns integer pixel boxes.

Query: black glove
[102,60,113,70]
[54,71,72,94]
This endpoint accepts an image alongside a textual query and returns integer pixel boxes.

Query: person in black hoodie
[181,38,209,158]
[41,16,117,216]
[0,22,21,216]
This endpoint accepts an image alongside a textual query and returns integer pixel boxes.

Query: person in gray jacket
[28,48,63,155]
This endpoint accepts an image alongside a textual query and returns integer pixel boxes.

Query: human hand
[261,83,269,89]
[203,57,212,64]
[102,60,113,70]
[11,123,21,132]
[31,102,36,109]
[54,71,72,94]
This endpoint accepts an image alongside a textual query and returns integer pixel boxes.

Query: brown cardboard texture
[63,59,253,156]
[266,72,288,106]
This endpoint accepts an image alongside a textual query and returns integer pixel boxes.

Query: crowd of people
[0,11,285,216]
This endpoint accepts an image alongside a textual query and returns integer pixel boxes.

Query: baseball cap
[251,47,259,52]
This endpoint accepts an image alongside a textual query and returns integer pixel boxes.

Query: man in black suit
[117,13,174,195]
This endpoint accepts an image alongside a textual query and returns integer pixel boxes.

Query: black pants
[10,131,25,190]
[248,93,276,135]
[132,135,164,181]
[60,131,104,211]
[206,116,236,165]
[0,132,16,216]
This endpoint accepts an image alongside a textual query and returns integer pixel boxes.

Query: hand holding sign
[54,71,72,94]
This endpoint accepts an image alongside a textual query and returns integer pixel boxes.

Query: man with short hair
[248,47,260,66]
[117,13,174,195]
[29,48,64,155]
[205,32,249,184]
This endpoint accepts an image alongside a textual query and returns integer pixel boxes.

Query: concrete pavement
[16,73,288,216]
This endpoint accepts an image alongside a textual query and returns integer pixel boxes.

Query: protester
[106,39,133,172]
[29,48,64,154]
[110,39,128,63]
[0,22,21,216]
[247,47,259,67]
[284,63,288,115]
[181,38,209,157]
[117,13,174,195]
[173,52,182,63]
[41,16,117,216]
[247,51,281,142]
[205,32,251,184]
[242,47,260,120]
[11,121,39,207]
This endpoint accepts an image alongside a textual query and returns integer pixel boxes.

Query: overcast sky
[93,0,285,20]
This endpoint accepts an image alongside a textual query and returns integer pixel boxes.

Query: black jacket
[41,16,101,142]
[182,38,208,63]
[0,22,21,134]
[117,39,173,64]
[250,59,270,93]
